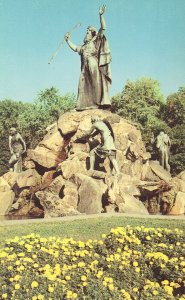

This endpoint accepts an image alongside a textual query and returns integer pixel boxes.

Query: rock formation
[0,110,185,218]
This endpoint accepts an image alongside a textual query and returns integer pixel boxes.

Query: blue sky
[0,0,185,102]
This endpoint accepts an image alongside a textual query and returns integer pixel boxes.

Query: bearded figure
[65,5,111,110]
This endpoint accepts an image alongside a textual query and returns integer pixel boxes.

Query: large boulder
[0,177,15,215]
[168,192,185,215]
[0,191,15,215]
[2,172,19,189]
[0,177,15,216]
[16,169,42,189]
[75,173,107,214]
[118,193,149,215]
[35,175,79,217]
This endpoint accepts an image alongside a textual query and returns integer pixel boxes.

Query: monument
[9,127,26,173]
[64,5,112,110]
[1,5,184,219]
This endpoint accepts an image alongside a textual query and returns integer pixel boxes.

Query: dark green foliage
[112,77,164,129]
[163,87,185,127]
[163,88,185,175]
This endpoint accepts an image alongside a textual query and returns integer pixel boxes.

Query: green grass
[0,215,184,247]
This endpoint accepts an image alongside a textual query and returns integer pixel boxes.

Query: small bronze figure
[156,131,171,172]
[9,127,26,172]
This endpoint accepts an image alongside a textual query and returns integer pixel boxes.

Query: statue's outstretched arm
[99,5,106,31]
[64,32,78,52]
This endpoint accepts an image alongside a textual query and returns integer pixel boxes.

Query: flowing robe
[76,30,111,110]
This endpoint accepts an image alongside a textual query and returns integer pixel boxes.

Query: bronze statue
[9,127,26,172]
[65,5,112,111]
[76,116,119,175]
[156,131,171,172]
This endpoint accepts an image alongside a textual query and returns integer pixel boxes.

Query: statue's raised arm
[99,5,106,31]
[64,32,78,52]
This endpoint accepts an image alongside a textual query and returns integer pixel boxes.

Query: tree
[162,87,185,174]
[112,77,164,129]
[163,87,185,127]
[17,87,76,147]
[111,77,168,154]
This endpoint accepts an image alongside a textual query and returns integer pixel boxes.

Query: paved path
[0,212,184,226]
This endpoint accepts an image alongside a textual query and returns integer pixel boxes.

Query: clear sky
[0,0,185,102]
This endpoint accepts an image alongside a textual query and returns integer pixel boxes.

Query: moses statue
[65,5,112,110]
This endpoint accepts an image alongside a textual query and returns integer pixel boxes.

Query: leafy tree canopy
[163,87,185,127]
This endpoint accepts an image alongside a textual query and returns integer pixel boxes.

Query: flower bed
[0,226,184,300]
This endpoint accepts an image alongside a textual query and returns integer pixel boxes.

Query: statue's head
[10,127,17,135]
[84,26,97,43]
[160,131,165,135]
[91,116,100,124]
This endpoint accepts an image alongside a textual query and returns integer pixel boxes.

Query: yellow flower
[133,261,138,267]
[164,285,173,295]
[2,294,7,299]
[14,274,21,281]
[135,267,140,273]
[38,295,45,300]
[108,283,114,291]
[82,282,87,286]
[31,281,39,288]
[65,275,71,281]
[78,262,85,268]
[161,280,169,285]
[66,290,73,299]
[48,286,54,293]
[153,290,158,296]
[15,283,20,290]
[133,288,138,292]
[81,275,87,281]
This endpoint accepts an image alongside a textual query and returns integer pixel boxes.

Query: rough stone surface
[169,192,185,215]
[59,156,87,179]
[0,177,11,192]
[27,148,63,169]
[3,172,19,189]
[34,175,79,217]
[177,171,185,181]
[41,170,55,186]
[36,191,79,218]
[75,173,107,214]
[24,159,36,170]
[0,191,15,215]
[150,161,171,183]
[16,169,42,189]
[119,193,149,215]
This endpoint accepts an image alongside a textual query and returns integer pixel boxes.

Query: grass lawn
[0,215,184,247]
